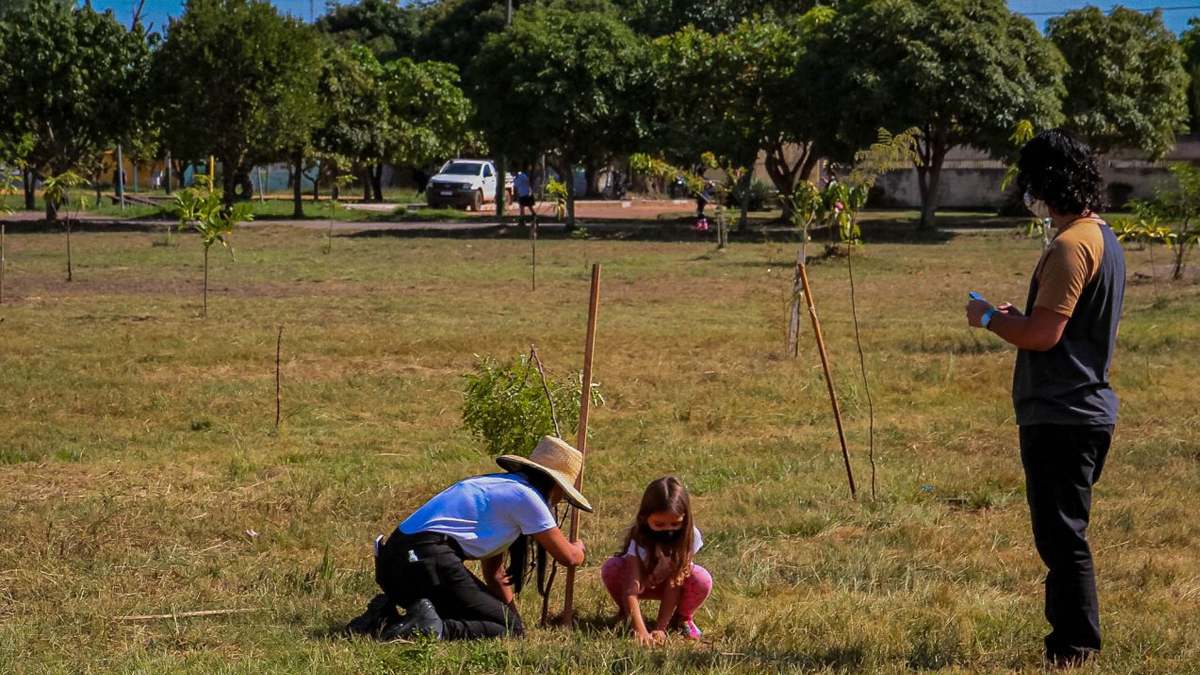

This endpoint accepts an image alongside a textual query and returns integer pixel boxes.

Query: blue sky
[91,1,1200,36]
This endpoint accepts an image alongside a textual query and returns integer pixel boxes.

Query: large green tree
[1182,19,1200,131]
[0,0,152,218]
[379,58,473,193]
[314,43,389,201]
[315,0,420,63]
[1048,7,1188,159]
[152,0,322,206]
[653,11,833,225]
[819,0,1064,230]
[617,0,822,37]
[468,0,649,227]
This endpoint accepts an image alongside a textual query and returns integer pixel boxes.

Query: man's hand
[996,302,1023,317]
[966,299,994,328]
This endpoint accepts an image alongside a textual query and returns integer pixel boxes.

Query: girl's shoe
[671,616,702,639]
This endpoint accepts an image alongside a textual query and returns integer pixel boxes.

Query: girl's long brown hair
[619,476,694,587]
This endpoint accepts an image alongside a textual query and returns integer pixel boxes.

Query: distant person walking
[966,129,1125,669]
[515,168,535,226]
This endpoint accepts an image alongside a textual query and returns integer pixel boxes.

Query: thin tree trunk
[203,245,209,317]
[93,170,102,206]
[275,324,283,433]
[787,249,803,357]
[66,218,73,281]
[917,139,946,232]
[738,170,751,231]
[1,222,6,304]
[24,168,35,210]
[371,164,383,202]
[361,166,371,201]
[292,151,304,219]
[312,162,320,203]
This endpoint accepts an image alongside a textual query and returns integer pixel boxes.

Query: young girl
[601,476,712,643]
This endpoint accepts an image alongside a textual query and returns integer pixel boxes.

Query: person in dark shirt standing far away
[966,129,1125,669]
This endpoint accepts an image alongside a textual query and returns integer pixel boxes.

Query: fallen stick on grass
[113,608,260,621]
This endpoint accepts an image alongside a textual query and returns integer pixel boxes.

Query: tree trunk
[65,218,73,281]
[584,162,601,198]
[371,164,383,202]
[175,160,187,191]
[565,160,577,229]
[916,139,947,232]
[312,162,320,203]
[93,171,102,206]
[293,151,304,218]
[222,159,237,208]
[738,170,751,231]
[24,168,35,210]
[764,140,811,223]
[45,194,58,222]
[202,244,209,317]
[361,165,371,201]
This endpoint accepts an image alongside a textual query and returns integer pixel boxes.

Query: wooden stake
[786,250,803,357]
[562,263,601,625]
[275,325,283,433]
[530,217,538,291]
[797,261,857,499]
[1,222,6,304]
[114,608,259,621]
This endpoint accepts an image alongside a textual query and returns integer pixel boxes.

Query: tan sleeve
[1034,222,1104,317]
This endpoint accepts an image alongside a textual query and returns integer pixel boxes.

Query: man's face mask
[1024,190,1051,221]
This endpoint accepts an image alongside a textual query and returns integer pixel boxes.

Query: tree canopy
[1049,7,1189,159]
[0,0,152,214]
[315,0,420,63]
[152,0,322,202]
[818,0,1064,229]
[468,1,649,226]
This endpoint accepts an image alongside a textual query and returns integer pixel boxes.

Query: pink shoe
[673,617,702,639]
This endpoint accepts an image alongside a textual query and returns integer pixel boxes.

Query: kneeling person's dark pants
[376,532,524,640]
[1020,424,1112,661]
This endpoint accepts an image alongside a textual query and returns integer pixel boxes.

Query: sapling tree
[461,351,602,458]
[1130,163,1200,281]
[41,171,90,282]
[174,176,254,316]
[322,172,355,254]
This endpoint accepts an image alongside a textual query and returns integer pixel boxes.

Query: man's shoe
[1046,650,1096,670]
[346,593,399,637]
[379,598,443,642]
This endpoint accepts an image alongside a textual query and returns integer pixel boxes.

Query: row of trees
[0,0,1195,230]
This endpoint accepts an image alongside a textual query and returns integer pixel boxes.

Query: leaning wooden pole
[562,263,601,626]
[797,262,857,499]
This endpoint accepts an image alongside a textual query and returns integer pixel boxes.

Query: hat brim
[496,455,593,513]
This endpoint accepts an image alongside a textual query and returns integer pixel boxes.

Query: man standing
[966,129,1125,668]
[515,168,535,226]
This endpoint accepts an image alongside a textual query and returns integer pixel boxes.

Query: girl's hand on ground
[635,630,666,645]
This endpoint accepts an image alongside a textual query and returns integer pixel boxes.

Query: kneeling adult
[352,436,590,641]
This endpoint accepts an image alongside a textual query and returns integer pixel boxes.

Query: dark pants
[375,532,524,641]
[1020,424,1112,662]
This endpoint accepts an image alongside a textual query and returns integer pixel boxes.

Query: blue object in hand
[969,292,986,301]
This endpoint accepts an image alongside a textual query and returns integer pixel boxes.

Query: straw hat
[496,436,592,513]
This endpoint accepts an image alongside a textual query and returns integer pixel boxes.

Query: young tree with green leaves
[1130,163,1200,281]
[818,0,1064,230]
[468,1,649,228]
[1048,7,1189,159]
[174,176,254,316]
[41,171,89,281]
[0,0,152,219]
[152,0,322,209]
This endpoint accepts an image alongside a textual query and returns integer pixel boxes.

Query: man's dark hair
[1016,129,1106,216]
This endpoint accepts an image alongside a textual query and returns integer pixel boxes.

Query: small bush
[726,179,776,212]
[461,352,602,457]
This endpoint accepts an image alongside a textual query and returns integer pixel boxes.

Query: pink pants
[600,555,712,620]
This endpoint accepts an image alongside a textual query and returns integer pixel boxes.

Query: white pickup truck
[425,159,514,211]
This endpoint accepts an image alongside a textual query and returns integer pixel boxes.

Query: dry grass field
[1,222,1197,674]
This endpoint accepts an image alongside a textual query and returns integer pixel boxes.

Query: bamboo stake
[562,263,601,626]
[797,261,857,499]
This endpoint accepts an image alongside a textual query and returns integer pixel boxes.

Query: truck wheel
[470,190,483,212]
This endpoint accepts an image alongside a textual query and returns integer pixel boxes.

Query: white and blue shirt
[400,473,556,559]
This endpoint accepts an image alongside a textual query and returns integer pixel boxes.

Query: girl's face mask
[1024,190,1052,221]
[646,526,683,544]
